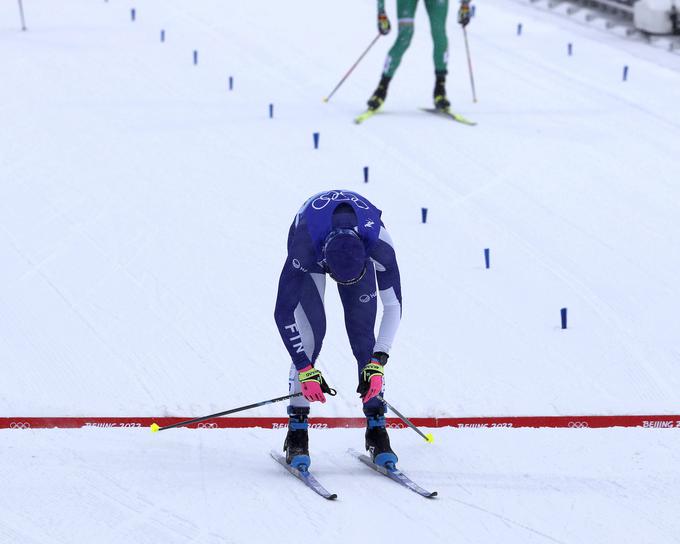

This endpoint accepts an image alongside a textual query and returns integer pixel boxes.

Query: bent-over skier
[274,190,402,470]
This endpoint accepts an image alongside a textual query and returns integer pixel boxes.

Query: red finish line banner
[2,415,680,430]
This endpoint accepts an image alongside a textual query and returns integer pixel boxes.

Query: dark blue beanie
[323,229,367,283]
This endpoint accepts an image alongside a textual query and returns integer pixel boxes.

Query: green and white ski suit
[378,0,449,77]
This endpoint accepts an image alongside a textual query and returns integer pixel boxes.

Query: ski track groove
[449,496,568,544]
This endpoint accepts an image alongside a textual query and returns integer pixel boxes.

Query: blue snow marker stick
[313,132,320,149]
[229,76,234,91]
[161,29,165,42]
[561,308,568,329]
[517,23,522,36]
[568,43,573,56]
[193,50,198,65]
[421,208,428,223]
[623,65,629,81]
[269,104,274,118]
[131,8,136,21]
[363,166,369,183]
[484,248,490,269]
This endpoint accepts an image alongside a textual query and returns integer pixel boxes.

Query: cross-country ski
[354,108,380,124]
[421,107,477,126]
[349,449,438,499]
[270,451,338,500]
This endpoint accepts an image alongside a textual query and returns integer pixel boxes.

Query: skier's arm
[370,227,402,354]
[273,230,316,370]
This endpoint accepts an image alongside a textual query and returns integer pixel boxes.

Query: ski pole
[18,0,27,31]
[377,395,434,443]
[462,26,477,103]
[323,33,382,103]
[150,392,303,432]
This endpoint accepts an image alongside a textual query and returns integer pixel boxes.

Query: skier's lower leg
[434,70,450,110]
[284,406,311,470]
[364,406,398,467]
[367,74,392,111]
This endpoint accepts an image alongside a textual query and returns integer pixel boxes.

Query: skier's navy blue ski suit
[274,190,402,416]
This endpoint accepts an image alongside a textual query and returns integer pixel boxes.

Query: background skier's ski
[420,107,476,126]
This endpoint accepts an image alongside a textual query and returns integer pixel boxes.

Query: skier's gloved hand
[458,0,472,27]
[377,11,391,35]
[357,352,388,403]
[298,365,334,403]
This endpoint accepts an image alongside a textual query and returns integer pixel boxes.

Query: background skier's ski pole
[18,0,27,31]
[150,393,303,432]
[462,26,477,103]
[377,395,434,443]
[323,34,381,103]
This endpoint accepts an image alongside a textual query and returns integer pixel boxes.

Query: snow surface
[2,0,680,542]
[3,427,680,544]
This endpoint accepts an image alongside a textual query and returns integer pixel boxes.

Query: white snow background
[1,0,680,542]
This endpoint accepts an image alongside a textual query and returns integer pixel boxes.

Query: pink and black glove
[357,352,388,403]
[298,365,334,403]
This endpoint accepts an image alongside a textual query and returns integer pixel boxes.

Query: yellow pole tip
[323,98,328,103]
[425,433,434,443]
[150,423,160,433]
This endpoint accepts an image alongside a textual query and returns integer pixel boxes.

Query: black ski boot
[433,71,451,111]
[367,75,392,111]
[365,414,398,467]
[283,407,310,470]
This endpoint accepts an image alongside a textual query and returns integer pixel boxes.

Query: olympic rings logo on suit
[359,292,377,303]
[197,423,218,429]
[311,191,369,211]
[568,421,589,428]
[291,259,308,272]
[10,422,31,429]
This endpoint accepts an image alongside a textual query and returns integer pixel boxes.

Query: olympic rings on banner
[9,422,31,429]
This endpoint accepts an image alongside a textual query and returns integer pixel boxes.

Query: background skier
[274,190,403,470]
[367,0,472,111]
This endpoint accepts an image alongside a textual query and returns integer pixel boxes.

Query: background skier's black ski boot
[433,71,450,111]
